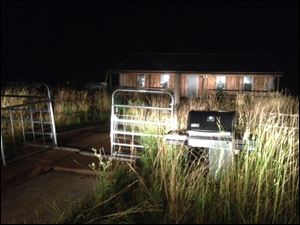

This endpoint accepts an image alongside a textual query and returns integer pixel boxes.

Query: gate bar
[1,82,57,166]
[110,88,174,160]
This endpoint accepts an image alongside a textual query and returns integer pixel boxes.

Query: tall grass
[156,92,299,223]
[59,91,298,224]
[1,86,111,131]
[1,85,111,161]
[143,119,298,223]
[2,87,298,223]
[53,87,111,130]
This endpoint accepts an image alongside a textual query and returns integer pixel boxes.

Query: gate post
[45,84,57,146]
[1,132,6,166]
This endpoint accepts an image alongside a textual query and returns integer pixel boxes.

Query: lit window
[216,76,226,90]
[160,74,169,88]
[137,74,145,87]
[243,76,253,91]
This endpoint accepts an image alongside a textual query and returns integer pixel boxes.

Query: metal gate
[110,89,174,160]
[1,82,57,166]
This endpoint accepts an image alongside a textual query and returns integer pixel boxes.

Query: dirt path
[1,148,102,224]
[1,171,96,224]
[58,125,110,153]
[1,125,112,224]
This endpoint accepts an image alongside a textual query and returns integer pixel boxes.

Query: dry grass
[138,91,299,224]
[60,91,299,224]
[53,87,111,128]
[2,86,299,223]
[1,86,111,160]
[1,86,111,130]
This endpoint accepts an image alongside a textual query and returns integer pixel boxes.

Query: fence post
[44,84,57,146]
[1,131,6,166]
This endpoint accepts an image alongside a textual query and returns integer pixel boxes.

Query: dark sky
[1,1,299,94]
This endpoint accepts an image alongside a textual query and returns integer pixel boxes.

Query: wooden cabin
[107,53,282,104]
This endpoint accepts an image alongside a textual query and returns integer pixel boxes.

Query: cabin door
[187,75,199,97]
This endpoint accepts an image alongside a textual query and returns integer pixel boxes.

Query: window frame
[243,76,253,91]
[137,74,146,88]
[160,74,170,88]
[216,76,226,90]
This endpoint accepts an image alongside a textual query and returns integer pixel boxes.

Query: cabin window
[160,74,169,88]
[243,76,253,91]
[216,76,226,90]
[267,77,275,91]
[187,75,199,97]
[137,74,145,87]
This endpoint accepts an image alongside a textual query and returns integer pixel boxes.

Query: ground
[1,126,110,224]
[58,125,110,153]
[1,171,96,224]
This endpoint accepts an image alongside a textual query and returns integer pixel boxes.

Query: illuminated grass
[59,91,298,224]
[1,86,111,131]
[2,87,298,223]
[53,87,111,129]
[1,86,111,161]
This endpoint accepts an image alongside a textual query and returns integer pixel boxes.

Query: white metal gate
[1,82,57,166]
[110,89,174,160]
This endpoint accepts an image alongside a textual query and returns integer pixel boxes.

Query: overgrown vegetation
[49,91,298,224]
[53,87,111,130]
[1,86,111,161]
[1,86,111,132]
[1,86,298,223]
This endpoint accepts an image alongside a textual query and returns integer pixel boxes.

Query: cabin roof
[108,53,282,75]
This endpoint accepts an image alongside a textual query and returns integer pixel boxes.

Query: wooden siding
[148,74,161,88]
[120,73,137,87]
[226,76,243,91]
[120,73,175,89]
[198,76,204,96]
[204,75,216,90]
[206,75,276,92]
[179,74,204,97]
[253,76,267,91]
[119,73,278,96]
[180,74,187,97]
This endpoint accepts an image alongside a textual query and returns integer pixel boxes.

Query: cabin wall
[198,76,204,96]
[180,75,187,97]
[180,74,204,97]
[119,73,279,96]
[226,76,243,90]
[267,77,275,90]
[203,74,277,92]
[148,74,160,88]
[119,73,137,87]
[204,75,216,90]
[119,73,175,89]
[253,76,275,91]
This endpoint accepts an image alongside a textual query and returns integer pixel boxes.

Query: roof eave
[107,69,283,77]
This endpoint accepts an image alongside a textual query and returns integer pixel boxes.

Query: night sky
[1,1,299,95]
